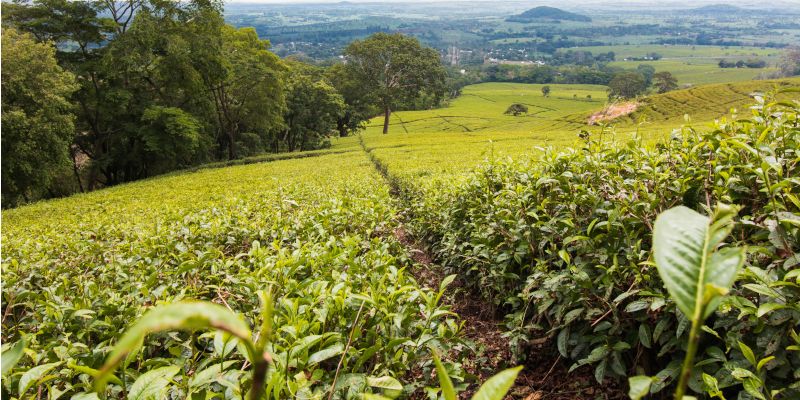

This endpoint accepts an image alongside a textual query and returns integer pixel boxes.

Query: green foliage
[1,340,26,377]
[343,32,446,134]
[653,205,744,320]
[651,204,744,399]
[653,71,678,93]
[1,153,458,399]
[541,85,551,97]
[327,63,379,137]
[140,106,203,170]
[0,0,293,202]
[282,64,346,151]
[1,27,77,207]
[608,71,647,99]
[503,103,528,116]
[403,95,800,397]
[430,351,521,400]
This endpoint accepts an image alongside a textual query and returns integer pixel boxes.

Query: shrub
[504,103,529,116]
[422,92,800,397]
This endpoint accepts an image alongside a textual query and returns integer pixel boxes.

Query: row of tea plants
[392,92,799,398]
[1,153,461,399]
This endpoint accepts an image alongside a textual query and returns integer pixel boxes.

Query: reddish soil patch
[393,225,625,399]
[588,102,639,125]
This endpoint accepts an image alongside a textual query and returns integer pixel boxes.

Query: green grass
[352,83,608,182]
[609,59,779,86]
[558,44,784,85]
[561,44,781,59]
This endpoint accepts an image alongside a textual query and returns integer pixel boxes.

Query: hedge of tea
[1,153,458,399]
[414,94,800,398]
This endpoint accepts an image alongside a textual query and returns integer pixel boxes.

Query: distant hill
[691,4,745,14]
[507,6,592,23]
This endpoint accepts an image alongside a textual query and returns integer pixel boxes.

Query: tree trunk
[227,131,236,159]
[337,117,348,137]
[382,106,390,134]
[70,147,84,193]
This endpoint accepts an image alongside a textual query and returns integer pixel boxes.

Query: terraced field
[629,77,800,127]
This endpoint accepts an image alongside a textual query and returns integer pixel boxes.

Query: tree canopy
[607,71,647,99]
[653,71,678,93]
[343,33,446,134]
[1,28,78,207]
[1,7,452,206]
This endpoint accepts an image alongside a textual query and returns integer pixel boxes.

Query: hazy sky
[225,0,800,4]
[222,0,800,8]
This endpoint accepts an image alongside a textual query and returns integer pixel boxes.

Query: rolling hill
[507,6,592,22]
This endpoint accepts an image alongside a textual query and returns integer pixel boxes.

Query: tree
[779,47,800,77]
[209,25,286,158]
[636,64,655,87]
[653,71,678,94]
[282,72,345,151]
[504,103,528,116]
[607,71,647,99]
[326,62,377,137]
[1,28,78,207]
[343,33,446,134]
[541,85,551,97]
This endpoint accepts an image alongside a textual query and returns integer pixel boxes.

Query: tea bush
[412,93,800,397]
[1,153,459,399]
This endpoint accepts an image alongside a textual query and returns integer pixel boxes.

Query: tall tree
[607,71,647,99]
[282,72,345,151]
[326,62,377,137]
[637,64,656,87]
[1,28,78,207]
[208,25,286,159]
[653,71,678,94]
[343,33,446,134]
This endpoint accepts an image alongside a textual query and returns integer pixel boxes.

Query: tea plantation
[3,79,799,399]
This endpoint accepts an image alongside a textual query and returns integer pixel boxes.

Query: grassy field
[609,59,779,86]
[557,44,784,85]
[351,83,607,181]
[561,44,782,59]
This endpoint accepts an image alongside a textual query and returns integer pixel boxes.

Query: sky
[225,0,800,3]
[223,0,800,7]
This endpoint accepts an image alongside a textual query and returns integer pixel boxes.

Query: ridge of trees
[1,0,445,207]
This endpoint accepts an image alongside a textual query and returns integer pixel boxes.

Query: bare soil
[588,102,639,125]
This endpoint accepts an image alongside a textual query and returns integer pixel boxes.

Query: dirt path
[359,137,624,399]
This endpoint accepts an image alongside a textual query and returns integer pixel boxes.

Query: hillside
[628,77,800,124]
[507,6,592,22]
[691,4,744,14]
[3,78,799,399]
[357,78,800,181]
